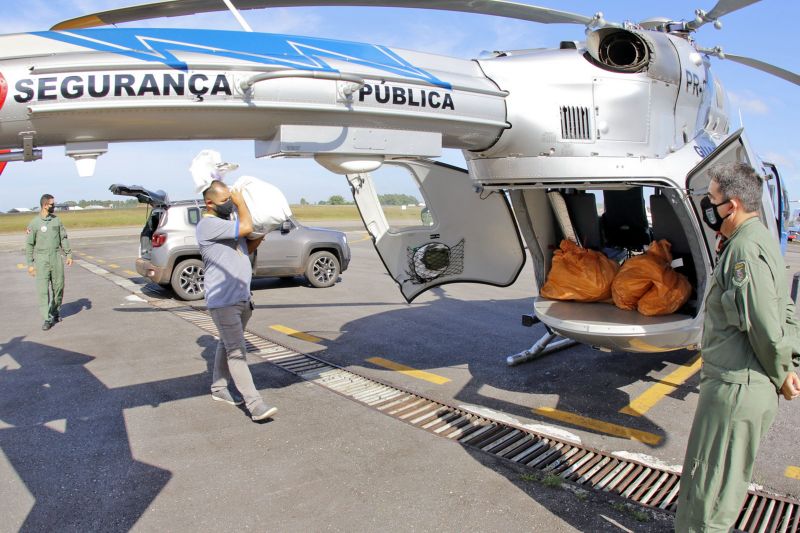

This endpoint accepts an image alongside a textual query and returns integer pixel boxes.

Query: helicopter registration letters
[13,72,233,104]
[684,69,706,98]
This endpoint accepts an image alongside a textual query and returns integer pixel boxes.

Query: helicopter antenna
[222,0,254,31]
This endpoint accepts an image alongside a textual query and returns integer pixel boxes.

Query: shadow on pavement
[0,334,292,530]
[0,336,171,532]
[60,297,92,319]
[324,295,700,449]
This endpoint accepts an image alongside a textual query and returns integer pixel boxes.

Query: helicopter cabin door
[686,129,776,259]
[347,159,526,302]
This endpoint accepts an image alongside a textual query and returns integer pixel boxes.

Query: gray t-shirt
[196,215,252,309]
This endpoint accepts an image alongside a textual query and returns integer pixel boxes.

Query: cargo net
[405,239,464,285]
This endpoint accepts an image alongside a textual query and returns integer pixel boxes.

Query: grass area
[0,207,150,234]
[292,204,424,222]
[0,204,419,234]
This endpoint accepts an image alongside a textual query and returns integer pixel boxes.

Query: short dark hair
[709,162,763,213]
[40,194,54,207]
[202,180,227,201]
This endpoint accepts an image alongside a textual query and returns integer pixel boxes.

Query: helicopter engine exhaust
[587,29,652,73]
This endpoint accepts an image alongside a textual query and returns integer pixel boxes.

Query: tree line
[301,193,419,206]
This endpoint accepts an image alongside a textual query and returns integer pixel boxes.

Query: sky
[1,0,798,210]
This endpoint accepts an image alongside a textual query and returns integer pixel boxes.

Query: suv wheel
[171,258,205,300]
[305,251,340,288]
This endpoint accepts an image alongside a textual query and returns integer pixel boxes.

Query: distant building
[83,205,108,210]
[7,207,32,213]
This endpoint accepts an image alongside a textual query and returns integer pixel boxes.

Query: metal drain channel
[173,303,800,532]
[84,262,800,532]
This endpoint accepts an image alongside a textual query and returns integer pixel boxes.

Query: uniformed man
[675,162,800,532]
[25,194,73,330]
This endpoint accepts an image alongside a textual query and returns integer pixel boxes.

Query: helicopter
[0,0,797,365]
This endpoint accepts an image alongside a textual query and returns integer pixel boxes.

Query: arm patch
[732,260,748,286]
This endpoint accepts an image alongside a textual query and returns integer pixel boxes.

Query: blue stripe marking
[32,28,450,89]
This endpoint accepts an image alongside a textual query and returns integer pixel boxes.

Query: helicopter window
[366,164,435,233]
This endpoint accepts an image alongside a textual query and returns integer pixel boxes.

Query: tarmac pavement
[0,232,674,532]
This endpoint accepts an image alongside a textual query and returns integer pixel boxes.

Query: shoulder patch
[732,260,748,286]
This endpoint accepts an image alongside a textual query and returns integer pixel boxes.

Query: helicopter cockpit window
[366,164,435,233]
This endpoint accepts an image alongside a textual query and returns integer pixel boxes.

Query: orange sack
[540,240,619,302]
[611,240,692,316]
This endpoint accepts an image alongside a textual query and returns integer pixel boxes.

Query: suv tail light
[151,232,167,247]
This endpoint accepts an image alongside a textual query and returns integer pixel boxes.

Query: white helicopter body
[0,1,795,361]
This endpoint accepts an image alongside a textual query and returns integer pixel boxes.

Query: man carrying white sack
[190,149,293,238]
[197,179,278,422]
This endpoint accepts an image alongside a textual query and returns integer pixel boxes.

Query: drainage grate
[81,260,800,531]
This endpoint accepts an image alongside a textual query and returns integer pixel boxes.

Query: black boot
[42,320,53,331]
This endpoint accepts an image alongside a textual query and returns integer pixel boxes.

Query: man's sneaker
[42,320,53,331]
[250,403,278,421]
[211,389,244,406]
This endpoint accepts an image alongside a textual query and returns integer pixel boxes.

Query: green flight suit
[25,213,72,322]
[675,218,799,532]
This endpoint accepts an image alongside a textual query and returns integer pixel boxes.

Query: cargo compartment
[510,183,708,352]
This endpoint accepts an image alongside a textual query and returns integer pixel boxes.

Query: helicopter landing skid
[506,329,577,367]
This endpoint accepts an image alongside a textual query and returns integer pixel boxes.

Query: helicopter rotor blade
[722,53,800,85]
[686,0,760,30]
[51,0,598,31]
[701,47,799,85]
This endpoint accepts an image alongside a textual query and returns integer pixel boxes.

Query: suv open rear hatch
[108,184,170,207]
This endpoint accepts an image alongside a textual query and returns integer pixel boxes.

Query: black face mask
[700,196,730,232]
[213,198,235,219]
[46,206,55,214]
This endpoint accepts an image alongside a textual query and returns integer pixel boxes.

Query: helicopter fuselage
[0,26,783,354]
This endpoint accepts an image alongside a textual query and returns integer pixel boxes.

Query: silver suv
[111,184,350,300]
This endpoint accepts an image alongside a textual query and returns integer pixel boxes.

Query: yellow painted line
[786,466,800,480]
[84,255,94,259]
[619,353,702,417]
[351,235,372,243]
[366,357,451,385]
[17,263,25,269]
[269,324,323,343]
[534,407,662,445]
[108,263,120,269]
[124,270,139,277]
[95,259,106,264]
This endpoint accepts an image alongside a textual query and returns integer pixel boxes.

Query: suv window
[187,207,201,225]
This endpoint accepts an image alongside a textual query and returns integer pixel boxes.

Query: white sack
[231,175,293,239]
[189,149,239,194]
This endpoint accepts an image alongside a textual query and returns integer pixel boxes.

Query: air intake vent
[560,106,592,140]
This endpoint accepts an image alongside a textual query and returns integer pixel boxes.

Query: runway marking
[619,353,702,417]
[351,235,372,243]
[269,324,322,343]
[534,407,662,445]
[84,255,94,259]
[108,264,120,269]
[366,357,451,385]
[124,270,139,277]
[95,259,106,264]
[786,466,800,480]
[16,263,25,269]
